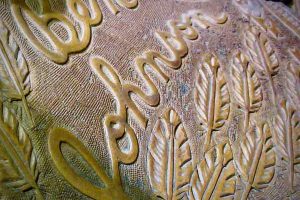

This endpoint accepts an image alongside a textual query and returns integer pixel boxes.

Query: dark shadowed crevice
[267,0,293,6]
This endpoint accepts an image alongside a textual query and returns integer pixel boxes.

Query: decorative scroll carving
[194,54,230,152]
[90,10,227,186]
[273,100,300,189]
[0,21,33,126]
[48,128,129,200]
[147,109,193,200]
[10,0,138,64]
[0,101,41,198]
[234,0,281,39]
[189,142,236,200]
[235,122,276,200]
[244,26,279,105]
[231,51,262,132]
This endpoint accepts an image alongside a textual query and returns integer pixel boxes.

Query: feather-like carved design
[244,27,279,105]
[231,51,262,132]
[287,48,300,108]
[236,122,276,200]
[189,142,236,200]
[286,62,300,107]
[0,100,41,198]
[289,48,300,64]
[244,27,279,77]
[261,1,300,39]
[194,54,230,151]
[0,21,33,126]
[273,100,300,188]
[233,0,281,39]
[148,108,193,200]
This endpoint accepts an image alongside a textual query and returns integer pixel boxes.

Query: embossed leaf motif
[244,27,279,77]
[236,123,276,200]
[0,21,33,125]
[189,142,236,200]
[231,51,262,131]
[194,54,230,151]
[273,100,300,187]
[0,101,41,198]
[148,109,193,200]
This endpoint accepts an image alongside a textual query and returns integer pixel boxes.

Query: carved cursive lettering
[10,0,138,63]
[90,9,227,185]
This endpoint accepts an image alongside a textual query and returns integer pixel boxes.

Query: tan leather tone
[0,0,299,199]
